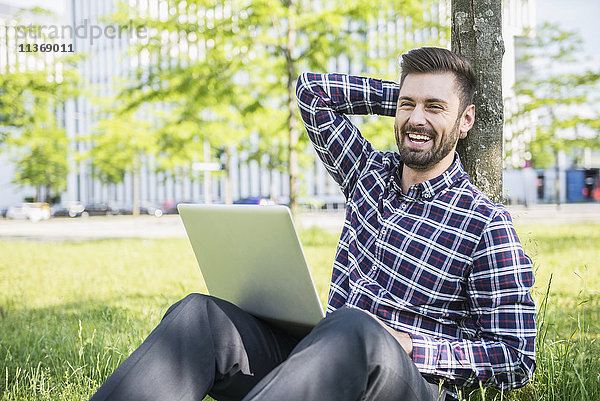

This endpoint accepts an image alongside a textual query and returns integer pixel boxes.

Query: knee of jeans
[322,307,383,341]
[183,292,213,305]
[164,293,213,318]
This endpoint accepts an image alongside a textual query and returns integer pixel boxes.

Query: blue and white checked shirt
[296,72,537,394]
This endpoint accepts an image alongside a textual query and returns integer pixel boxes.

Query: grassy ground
[1,223,599,400]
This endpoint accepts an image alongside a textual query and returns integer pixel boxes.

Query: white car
[51,201,86,218]
[6,203,51,222]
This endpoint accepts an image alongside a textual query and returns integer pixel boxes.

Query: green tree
[0,9,79,203]
[10,115,69,203]
[109,0,261,205]
[510,22,600,169]
[109,0,442,212]
[82,111,155,215]
[0,67,78,202]
[241,0,443,212]
[508,22,600,205]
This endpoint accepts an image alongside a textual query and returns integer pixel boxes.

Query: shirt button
[424,192,432,199]
[401,204,407,209]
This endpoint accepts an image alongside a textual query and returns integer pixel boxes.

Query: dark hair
[399,47,477,112]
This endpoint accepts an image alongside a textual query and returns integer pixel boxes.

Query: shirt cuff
[409,333,439,375]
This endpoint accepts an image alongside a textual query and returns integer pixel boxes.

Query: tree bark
[286,0,299,215]
[224,147,233,205]
[132,164,140,216]
[203,140,213,204]
[45,168,51,203]
[451,0,504,203]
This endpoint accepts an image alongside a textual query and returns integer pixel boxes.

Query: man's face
[394,72,472,172]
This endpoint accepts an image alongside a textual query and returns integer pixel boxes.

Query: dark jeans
[90,294,445,401]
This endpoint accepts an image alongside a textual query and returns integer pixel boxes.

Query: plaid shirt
[296,72,536,395]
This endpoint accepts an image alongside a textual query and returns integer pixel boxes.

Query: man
[90,47,536,401]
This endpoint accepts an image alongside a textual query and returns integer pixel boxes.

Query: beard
[395,118,461,171]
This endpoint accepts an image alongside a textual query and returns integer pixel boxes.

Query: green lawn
[1,224,599,400]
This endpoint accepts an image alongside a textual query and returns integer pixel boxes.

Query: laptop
[178,204,325,337]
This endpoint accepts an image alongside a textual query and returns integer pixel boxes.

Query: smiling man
[294,47,537,400]
[90,47,535,401]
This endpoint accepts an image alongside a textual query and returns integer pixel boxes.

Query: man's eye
[399,102,413,108]
[428,104,443,110]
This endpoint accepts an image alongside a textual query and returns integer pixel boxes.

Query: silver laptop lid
[178,204,325,336]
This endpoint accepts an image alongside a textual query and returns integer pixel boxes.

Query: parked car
[162,199,178,214]
[113,201,163,217]
[233,196,278,206]
[162,200,194,214]
[106,202,133,215]
[83,203,120,216]
[139,201,163,217]
[51,201,86,218]
[6,203,51,222]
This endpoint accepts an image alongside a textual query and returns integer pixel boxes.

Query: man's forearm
[296,72,397,198]
[296,73,399,118]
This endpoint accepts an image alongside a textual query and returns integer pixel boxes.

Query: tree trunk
[554,149,561,208]
[203,140,213,204]
[270,169,277,202]
[180,168,188,202]
[45,168,51,203]
[132,165,140,216]
[451,0,504,203]
[286,0,299,215]
[224,147,233,205]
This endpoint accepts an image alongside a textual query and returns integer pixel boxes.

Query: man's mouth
[407,133,432,144]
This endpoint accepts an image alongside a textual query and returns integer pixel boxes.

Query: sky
[536,0,600,62]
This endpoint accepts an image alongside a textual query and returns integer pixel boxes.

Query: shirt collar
[392,153,468,201]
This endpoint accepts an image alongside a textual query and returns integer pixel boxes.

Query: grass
[1,223,599,400]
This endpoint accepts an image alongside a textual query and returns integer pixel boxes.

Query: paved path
[0,203,598,241]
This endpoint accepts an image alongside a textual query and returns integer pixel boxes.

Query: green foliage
[10,121,69,198]
[0,65,78,201]
[239,0,444,208]
[509,22,600,168]
[0,8,80,201]
[108,0,261,165]
[361,115,398,151]
[81,111,155,186]
[104,0,445,207]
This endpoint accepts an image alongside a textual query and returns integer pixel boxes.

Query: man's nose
[407,105,426,126]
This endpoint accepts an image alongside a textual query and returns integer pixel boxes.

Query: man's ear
[459,105,475,139]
